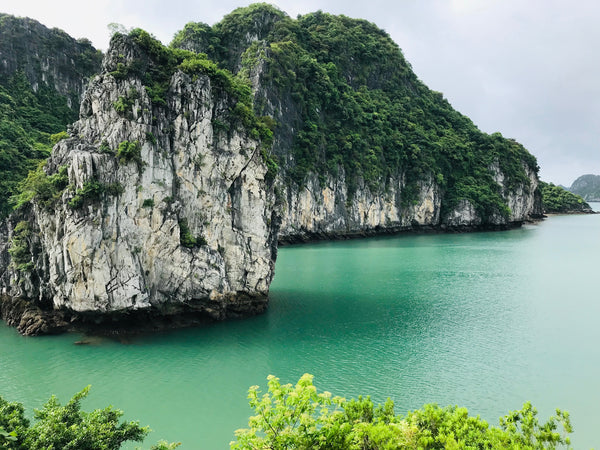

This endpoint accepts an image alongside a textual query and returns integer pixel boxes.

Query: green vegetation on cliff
[1,23,275,219]
[10,163,69,210]
[2,5,540,224]
[539,181,591,213]
[173,4,539,220]
[0,13,101,94]
[109,28,275,156]
[0,74,67,217]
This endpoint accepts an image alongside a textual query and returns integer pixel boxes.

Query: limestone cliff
[276,162,540,243]
[0,13,102,109]
[0,7,545,335]
[0,32,277,335]
[0,14,103,219]
[568,174,600,202]
[172,5,542,242]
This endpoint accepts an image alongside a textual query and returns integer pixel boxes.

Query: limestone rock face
[0,13,101,108]
[443,199,482,227]
[502,164,543,222]
[0,35,277,334]
[277,163,540,242]
[277,172,443,241]
[569,174,600,201]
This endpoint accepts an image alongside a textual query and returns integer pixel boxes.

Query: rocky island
[567,174,600,202]
[1,4,544,335]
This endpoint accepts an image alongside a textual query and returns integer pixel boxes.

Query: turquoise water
[1,208,599,448]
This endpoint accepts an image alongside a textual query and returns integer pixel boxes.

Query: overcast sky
[3,0,599,186]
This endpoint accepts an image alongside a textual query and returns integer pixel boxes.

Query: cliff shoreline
[0,292,268,337]
[0,11,547,336]
[277,219,542,246]
[1,219,539,337]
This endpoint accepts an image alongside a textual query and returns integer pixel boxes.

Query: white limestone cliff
[0,35,277,334]
[277,164,540,242]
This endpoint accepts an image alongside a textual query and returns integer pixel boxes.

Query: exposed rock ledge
[277,221,531,246]
[0,294,267,336]
[276,165,542,245]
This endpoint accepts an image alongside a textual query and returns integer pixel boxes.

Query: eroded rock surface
[0,34,277,334]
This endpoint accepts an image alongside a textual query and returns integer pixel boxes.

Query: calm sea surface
[1,205,599,448]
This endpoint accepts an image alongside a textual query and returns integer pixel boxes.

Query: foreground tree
[0,387,179,449]
[231,374,572,449]
[1,378,573,448]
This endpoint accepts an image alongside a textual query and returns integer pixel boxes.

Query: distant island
[567,174,600,202]
[539,181,593,214]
